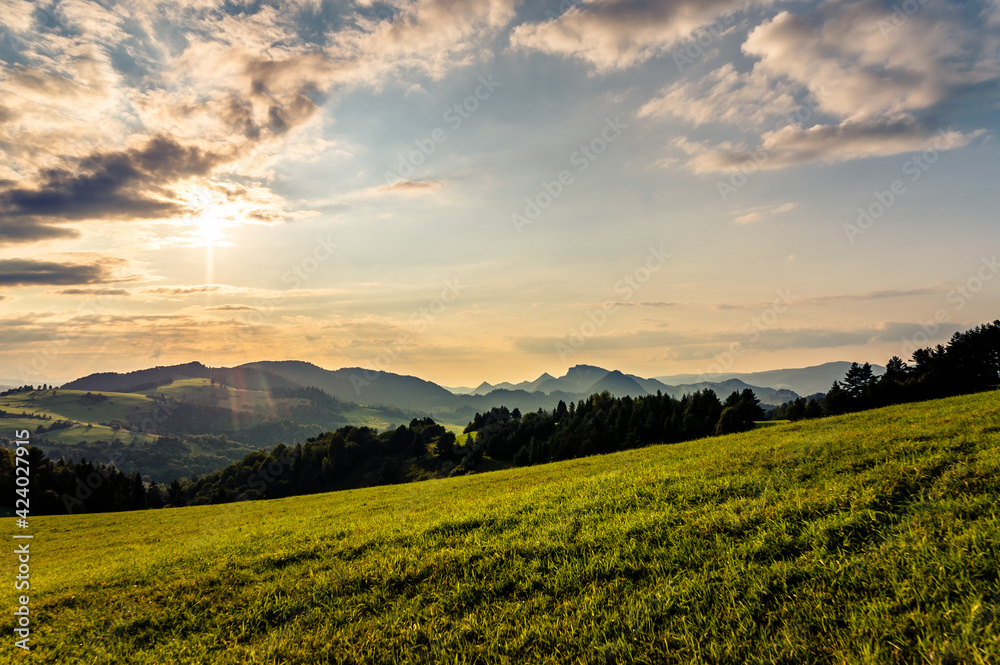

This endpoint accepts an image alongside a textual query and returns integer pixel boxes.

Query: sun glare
[193,214,230,247]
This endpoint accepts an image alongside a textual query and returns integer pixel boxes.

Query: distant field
[143,378,311,413]
[337,407,399,431]
[4,391,999,663]
[35,423,136,445]
[0,388,152,423]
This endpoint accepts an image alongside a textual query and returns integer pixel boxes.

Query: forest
[4,321,998,515]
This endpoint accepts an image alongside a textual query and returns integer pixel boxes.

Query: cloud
[0,219,80,244]
[378,180,444,194]
[0,259,127,286]
[0,135,232,225]
[794,288,939,307]
[0,0,518,246]
[743,3,1000,122]
[202,304,259,311]
[733,201,796,223]
[615,301,678,309]
[638,64,799,127]
[652,0,998,171]
[54,288,132,296]
[510,0,770,73]
[332,0,519,80]
[514,316,964,359]
[130,283,346,302]
[685,118,982,173]
[139,285,223,298]
[514,329,692,354]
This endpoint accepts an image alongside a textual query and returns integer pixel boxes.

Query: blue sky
[0,0,998,387]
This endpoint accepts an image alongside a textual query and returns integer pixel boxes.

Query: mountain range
[654,361,885,398]
[59,360,871,424]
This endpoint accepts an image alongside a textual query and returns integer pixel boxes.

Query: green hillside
[4,391,999,663]
[0,384,419,483]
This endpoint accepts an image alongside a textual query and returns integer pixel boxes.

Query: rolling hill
[62,361,804,423]
[1,377,413,483]
[659,377,799,407]
[656,361,887,398]
[242,360,458,413]
[7,390,998,663]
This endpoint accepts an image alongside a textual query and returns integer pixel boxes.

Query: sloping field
[3,391,998,664]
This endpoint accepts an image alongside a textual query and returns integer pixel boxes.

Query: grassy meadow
[2,391,999,663]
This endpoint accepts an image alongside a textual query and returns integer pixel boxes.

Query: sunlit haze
[1,0,998,387]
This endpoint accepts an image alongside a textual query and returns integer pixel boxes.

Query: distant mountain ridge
[61,362,303,394]
[62,361,825,425]
[655,361,885,398]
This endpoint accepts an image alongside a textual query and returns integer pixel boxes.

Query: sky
[0,0,998,388]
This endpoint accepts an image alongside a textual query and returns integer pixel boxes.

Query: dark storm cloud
[0,135,230,226]
[0,259,123,286]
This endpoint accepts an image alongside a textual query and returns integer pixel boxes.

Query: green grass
[144,379,312,413]
[0,389,153,423]
[3,392,999,664]
[141,377,214,397]
[35,422,135,445]
[1,389,155,449]
[337,407,400,431]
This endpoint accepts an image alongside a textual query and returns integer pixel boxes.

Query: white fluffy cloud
[685,118,982,173]
[651,0,999,171]
[510,0,776,73]
[743,3,998,121]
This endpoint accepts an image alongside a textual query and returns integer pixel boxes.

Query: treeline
[178,418,458,506]
[127,398,320,451]
[39,434,258,484]
[0,410,49,421]
[0,385,57,396]
[0,446,181,515]
[465,388,764,467]
[771,320,1000,420]
[10,321,998,514]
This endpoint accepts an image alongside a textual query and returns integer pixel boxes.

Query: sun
[192,214,230,248]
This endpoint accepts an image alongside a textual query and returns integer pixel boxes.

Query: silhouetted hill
[62,360,804,426]
[241,361,456,413]
[63,362,301,394]
[655,361,885,397]
[535,365,612,394]
[63,362,213,392]
[660,378,799,407]
[628,375,672,394]
[588,370,647,397]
